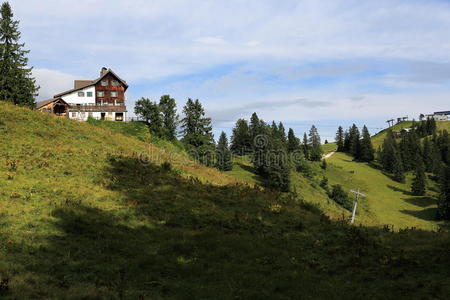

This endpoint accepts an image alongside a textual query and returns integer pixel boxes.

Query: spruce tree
[0,2,39,107]
[302,132,309,160]
[437,165,450,220]
[181,98,214,165]
[134,97,163,137]
[393,151,405,183]
[158,95,178,140]
[277,122,287,147]
[348,124,361,159]
[216,132,233,171]
[380,131,397,173]
[230,118,251,155]
[422,137,434,172]
[411,154,426,196]
[249,112,262,148]
[308,125,322,161]
[359,125,374,162]
[335,126,345,152]
[343,130,350,152]
[287,128,300,153]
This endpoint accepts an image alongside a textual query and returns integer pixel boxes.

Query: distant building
[36,67,128,121]
[424,112,449,121]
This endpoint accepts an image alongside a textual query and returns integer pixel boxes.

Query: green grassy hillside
[1,102,450,298]
[324,152,440,230]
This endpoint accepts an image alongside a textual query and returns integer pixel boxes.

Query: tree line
[230,112,323,192]
[335,124,375,162]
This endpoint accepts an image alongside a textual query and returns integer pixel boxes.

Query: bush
[329,184,352,210]
[320,176,329,192]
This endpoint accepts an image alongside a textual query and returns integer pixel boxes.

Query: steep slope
[1,102,450,299]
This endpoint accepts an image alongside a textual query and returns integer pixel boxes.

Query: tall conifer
[0,2,39,107]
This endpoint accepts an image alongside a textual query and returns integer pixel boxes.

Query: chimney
[100,67,108,77]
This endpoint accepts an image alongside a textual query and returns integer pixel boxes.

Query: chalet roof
[74,80,94,89]
[54,68,128,98]
[36,97,68,109]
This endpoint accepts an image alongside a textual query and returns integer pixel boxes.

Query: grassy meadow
[0,102,450,298]
[324,152,440,230]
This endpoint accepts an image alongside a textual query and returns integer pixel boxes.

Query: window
[110,91,118,97]
[88,112,93,118]
[78,91,85,97]
[87,91,93,97]
[101,80,108,86]
[111,80,120,86]
[97,91,104,97]
[71,112,77,118]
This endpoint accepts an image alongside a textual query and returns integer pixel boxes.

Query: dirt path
[323,150,336,159]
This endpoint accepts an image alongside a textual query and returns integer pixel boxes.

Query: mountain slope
[1,102,450,299]
[324,152,440,230]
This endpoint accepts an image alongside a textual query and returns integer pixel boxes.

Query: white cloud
[32,68,77,100]
[194,37,227,45]
[8,0,450,133]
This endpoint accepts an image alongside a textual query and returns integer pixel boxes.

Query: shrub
[329,184,352,210]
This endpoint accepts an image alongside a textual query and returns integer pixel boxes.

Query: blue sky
[9,0,450,141]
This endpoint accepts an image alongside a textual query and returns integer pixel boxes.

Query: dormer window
[111,80,120,86]
[100,80,108,86]
[78,91,85,97]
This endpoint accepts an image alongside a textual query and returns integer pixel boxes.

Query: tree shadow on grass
[235,162,263,185]
[400,208,438,222]
[4,155,450,299]
[387,185,412,195]
[403,196,437,208]
[3,155,319,298]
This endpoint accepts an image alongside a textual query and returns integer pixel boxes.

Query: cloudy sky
[9,0,450,140]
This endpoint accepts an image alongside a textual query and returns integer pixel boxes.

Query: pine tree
[134,97,163,137]
[359,125,374,162]
[0,2,39,107]
[158,95,178,140]
[422,137,434,172]
[343,130,350,152]
[181,98,214,165]
[230,118,251,155]
[249,112,265,149]
[216,132,233,171]
[302,132,309,160]
[393,151,405,183]
[308,125,322,161]
[348,124,361,159]
[437,165,450,220]
[287,128,300,153]
[380,130,405,182]
[411,154,426,196]
[335,126,345,152]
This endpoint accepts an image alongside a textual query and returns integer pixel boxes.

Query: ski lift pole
[350,189,366,224]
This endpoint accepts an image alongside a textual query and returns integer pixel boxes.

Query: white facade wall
[61,86,96,105]
[68,111,126,122]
